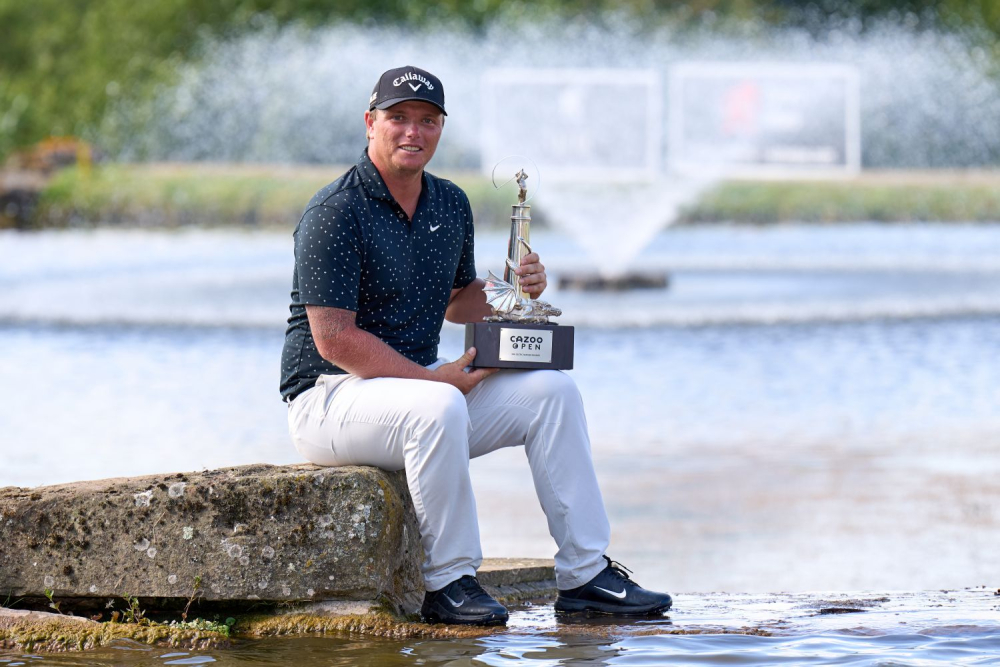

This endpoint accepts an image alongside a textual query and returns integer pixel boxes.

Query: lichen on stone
[238,611,498,640]
[0,615,230,653]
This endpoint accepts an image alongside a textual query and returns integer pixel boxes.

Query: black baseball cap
[369,66,447,116]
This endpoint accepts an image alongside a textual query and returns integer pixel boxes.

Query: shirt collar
[357,148,433,205]
[357,149,395,202]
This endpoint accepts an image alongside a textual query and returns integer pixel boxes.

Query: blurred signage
[668,63,860,177]
[480,68,662,182]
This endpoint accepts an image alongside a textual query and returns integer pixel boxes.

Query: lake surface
[6,591,1000,666]
[2,223,1000,664]
[4,630,1000,666]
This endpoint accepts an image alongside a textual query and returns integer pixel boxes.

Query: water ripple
[5,632,1000,665]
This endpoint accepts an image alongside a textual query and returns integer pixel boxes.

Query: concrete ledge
[0,464,423,613]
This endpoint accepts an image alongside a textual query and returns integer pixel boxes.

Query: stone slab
[478,558,557,605]
[477,558,555,587]
[0,464,423,612]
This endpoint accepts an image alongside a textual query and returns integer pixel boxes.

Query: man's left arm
[444,252,548,324]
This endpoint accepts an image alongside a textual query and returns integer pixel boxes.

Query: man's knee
[412,382,470,432]
[519,370,582,405]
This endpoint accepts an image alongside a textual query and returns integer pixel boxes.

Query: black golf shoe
[555,556,673,616]
[420,575,509,626]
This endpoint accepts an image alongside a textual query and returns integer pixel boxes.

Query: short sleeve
[293,204,363,311]
[452,196,477,289]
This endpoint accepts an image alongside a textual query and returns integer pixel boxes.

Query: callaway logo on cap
[369,66,447,116]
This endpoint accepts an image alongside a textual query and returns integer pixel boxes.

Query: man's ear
[364,110,375,140]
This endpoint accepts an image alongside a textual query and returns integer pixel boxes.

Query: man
[280,66,671,625]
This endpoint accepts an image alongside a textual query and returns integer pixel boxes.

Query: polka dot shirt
[280,149,477,402]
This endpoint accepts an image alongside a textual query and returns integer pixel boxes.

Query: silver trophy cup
[465,169,574,369]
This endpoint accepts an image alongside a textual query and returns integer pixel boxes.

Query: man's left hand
[514,252,547,298]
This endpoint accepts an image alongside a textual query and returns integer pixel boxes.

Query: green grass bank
[691,171,1000,224]
[22,164,1000,230]
[29,163,515,230]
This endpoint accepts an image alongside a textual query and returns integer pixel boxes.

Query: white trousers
[287,362,611,591]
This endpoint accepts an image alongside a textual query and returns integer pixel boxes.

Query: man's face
[365,101,444,178]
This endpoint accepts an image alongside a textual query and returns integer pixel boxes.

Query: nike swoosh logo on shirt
[595,586,627,599]
[442,593,464,608]
[429,223,442,232]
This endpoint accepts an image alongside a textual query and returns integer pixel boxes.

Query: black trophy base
[465,321,574,370]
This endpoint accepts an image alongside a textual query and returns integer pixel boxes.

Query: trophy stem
[504,203,531,302]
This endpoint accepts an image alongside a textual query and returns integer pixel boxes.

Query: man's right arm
[306,305,496,394]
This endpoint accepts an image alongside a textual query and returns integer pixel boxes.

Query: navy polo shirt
[279,149,477,402]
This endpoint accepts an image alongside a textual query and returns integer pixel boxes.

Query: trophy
[465,169,574,369]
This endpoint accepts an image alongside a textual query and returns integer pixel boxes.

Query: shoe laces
[455,575,493,602]
[603,555,635,584]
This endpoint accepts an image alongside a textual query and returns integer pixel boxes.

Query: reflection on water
[5,611,1000,665]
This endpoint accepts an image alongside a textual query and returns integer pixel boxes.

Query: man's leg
[465,369,610,589]
[465,369,672,616]
[288,374,482,590]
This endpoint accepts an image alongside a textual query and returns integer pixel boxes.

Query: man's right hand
[432,348,498,394]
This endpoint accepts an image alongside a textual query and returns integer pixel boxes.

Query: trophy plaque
[465,169,574,370]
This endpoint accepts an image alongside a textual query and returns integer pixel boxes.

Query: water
[1,635,999,666]
[5,617,1000,665]
[4,223,1000,328]
[2,223,1000,663]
